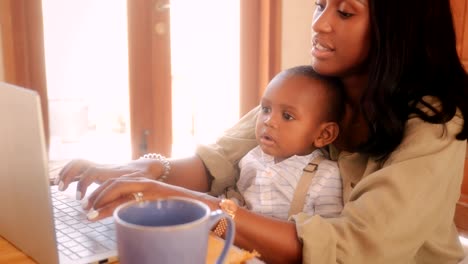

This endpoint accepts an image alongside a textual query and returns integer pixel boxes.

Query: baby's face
[256,75,330,160]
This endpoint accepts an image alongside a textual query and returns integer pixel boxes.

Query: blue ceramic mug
[113,196,235,264]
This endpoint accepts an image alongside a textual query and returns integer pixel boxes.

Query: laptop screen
[0,82,59,263]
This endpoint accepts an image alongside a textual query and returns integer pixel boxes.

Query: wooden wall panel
[452,0,465,56]
[462,1,468,70]
[127,0,172,158]
[240,0,282,116]
[452,0,468,69]
[0,0,49,149]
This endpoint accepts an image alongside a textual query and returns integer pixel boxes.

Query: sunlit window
[43,0,240,162]
[170,0,240,157]
[43,0,130,163]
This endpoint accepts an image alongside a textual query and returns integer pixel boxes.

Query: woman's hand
[82,176,165,221]
[56,158,166,200]
[83,176,219,221]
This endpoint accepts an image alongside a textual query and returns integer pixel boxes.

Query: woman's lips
[311,38,335,59]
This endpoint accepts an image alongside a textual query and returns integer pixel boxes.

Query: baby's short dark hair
[283,65,345,123]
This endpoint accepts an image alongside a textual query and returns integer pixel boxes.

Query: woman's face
[310,0,371,77]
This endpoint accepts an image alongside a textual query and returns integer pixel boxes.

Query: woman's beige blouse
[196,106,467,263]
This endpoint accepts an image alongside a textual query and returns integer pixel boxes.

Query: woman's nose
[311,8,332,33]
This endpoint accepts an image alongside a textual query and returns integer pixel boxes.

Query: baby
[236,65,345,219]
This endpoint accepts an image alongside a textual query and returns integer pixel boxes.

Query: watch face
[221,199,237,218]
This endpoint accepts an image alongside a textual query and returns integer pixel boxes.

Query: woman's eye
[338,10,353,18]
[283,112,294,121]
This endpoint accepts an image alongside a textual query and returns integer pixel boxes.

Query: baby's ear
[313,122,339,148]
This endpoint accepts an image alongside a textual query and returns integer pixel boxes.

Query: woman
[57,0,468,263]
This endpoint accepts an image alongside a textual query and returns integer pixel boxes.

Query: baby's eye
[283,112,294,121]
[261,106,271,114]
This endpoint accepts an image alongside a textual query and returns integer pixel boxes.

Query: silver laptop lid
[0,82,59,264]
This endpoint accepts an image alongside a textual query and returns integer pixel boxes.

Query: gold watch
[213,199,238,237]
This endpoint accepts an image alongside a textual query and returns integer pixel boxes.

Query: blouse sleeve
[293,113,466,263]
[196,106,260,196]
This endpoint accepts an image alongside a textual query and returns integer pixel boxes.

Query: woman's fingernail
[58,181,65,191]
[81,198,89,209]
[54,177,60,185]
[76,191,82,200]
[87,209,99,220]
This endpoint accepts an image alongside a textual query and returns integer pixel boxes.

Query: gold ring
[132,192,144,202]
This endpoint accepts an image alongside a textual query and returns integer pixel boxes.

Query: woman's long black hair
[361,0,468,159]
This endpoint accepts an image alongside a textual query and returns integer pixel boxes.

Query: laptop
[0,82,118,264]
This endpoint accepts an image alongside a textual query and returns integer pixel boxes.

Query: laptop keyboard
[51,188,116,261]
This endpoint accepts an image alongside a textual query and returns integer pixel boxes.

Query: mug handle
[209,210,235,264]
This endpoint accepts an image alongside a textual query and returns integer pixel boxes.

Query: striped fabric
[237,147,343,220]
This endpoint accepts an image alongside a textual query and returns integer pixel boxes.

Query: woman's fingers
[95,177,154,208]
[56,159,92,189]
[58,158,162,198]
[86,177,159,220]
[58,159,143,198]
[81,177,118,211]
[84,175,156,210]
[75,166,117,200]
[75,166,133,200]
[86,196,132,221]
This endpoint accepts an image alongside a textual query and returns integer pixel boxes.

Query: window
[43,0,240,161]
[170,0,240,157]
[43,0,131,163]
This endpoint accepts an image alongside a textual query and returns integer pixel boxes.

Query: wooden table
[0,233,258,264]
[0,236,38,264]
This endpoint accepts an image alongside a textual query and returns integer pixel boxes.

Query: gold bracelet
[213,199,238,237]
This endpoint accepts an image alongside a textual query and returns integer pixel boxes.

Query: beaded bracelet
[139,153,171,182]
